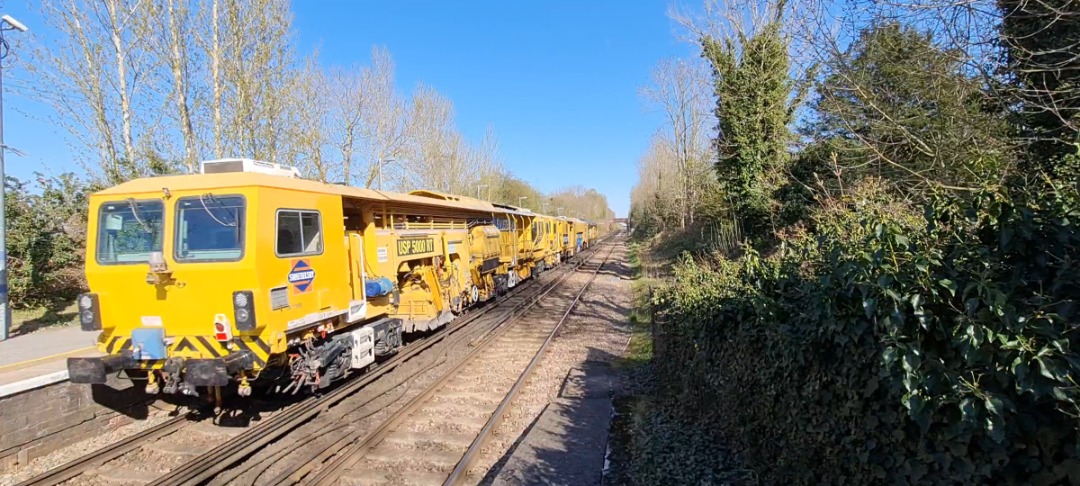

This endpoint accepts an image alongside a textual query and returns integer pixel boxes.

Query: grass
[11,301,79,335]
[618,244,655,370]
[609,240,757,485]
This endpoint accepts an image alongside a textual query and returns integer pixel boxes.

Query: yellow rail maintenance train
[68,158,597,399]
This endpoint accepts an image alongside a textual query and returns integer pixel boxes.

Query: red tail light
[214,322,231,341]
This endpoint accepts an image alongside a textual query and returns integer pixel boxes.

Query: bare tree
[157,0,200,172]
[324,64,366,184]
[640,58,714,228]
[358,47,410,189]
[31,0,168,182]
[287,56,333,182]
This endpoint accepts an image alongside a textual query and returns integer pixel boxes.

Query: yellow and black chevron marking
[171,336,272,368]
[101,334,273,370]
[231,337,272,368]
[104,336,132,354]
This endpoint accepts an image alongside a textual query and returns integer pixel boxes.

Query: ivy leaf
[882,347,897,367]
[985,396,1005,416]
[1038,357,1069,382]
[960,397,977,423]
[939,279,958,297]
[987,417,1006,443]
[864,298,877,319]
[903,353,921,372]
[895,234,910,249]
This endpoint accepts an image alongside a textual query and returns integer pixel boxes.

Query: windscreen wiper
[200,193,238,227]
[126,198,155,233]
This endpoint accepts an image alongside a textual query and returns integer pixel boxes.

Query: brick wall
[0,376,151,473]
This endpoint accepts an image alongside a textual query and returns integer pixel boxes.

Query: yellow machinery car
[68,159,556,398]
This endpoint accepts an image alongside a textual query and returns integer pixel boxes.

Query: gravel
[470,241,633,484]
[0,406,176,486]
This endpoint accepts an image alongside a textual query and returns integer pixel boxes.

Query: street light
[518,196,527,208]
[0,14,27,341]
[476,184,488,200]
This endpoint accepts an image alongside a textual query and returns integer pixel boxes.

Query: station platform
[0,326,102,396]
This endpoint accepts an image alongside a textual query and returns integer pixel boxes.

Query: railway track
[16,239,611,486]
[291,238,618,486]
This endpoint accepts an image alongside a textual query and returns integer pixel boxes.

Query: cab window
[277,210,322,256]
[96,199,165,264]
[175,195,245,262]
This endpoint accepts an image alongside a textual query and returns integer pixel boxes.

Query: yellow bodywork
[78,172,581,391]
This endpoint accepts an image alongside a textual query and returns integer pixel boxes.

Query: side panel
[255,188,350,343]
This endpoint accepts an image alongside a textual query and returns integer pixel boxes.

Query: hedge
[651,181,1080,484]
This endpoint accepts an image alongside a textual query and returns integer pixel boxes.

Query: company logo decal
[288,259,316,294]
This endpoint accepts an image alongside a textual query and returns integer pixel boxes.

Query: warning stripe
[103,334,273,370]
[105,336,131,354]
[231,338,269,367]
[195,336,224,358]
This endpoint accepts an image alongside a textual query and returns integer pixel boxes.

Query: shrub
[651,180,1080,484]
[6,174,92,308]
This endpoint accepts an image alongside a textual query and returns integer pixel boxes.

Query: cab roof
[93,173,502,214]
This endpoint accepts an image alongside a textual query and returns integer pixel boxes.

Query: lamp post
[518,196,527,209]
[0,14,27,341]
[476,184,488,200]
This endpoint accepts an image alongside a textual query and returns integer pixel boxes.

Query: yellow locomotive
[68,158,592,397]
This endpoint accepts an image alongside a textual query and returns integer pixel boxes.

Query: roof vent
[200,158,301,178]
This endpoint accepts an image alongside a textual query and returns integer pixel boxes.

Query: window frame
[173,194,247,263]
[95,198,167,266]
[274,208,325,258]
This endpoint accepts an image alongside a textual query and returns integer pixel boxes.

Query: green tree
[703,21,798,239]
[5,174,94,308]
[811,23,1011,195]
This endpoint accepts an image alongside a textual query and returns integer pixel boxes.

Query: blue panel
[131,327,167,360]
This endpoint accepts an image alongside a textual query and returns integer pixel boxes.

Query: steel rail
[15,413,191,486]
[18,235,612,486]
[298,237,617,486]
[277,244,605,485]
[443,239,617,485]
[153,243,601,486]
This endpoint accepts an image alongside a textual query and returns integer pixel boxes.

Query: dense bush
[5,174,92,308]
[652,180,1080,484]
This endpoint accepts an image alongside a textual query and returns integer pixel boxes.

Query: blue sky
[3,1,702,217]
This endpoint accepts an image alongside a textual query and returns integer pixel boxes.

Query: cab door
[346,232,367,322]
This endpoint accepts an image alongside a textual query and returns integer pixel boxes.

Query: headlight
[232,290,256,331]
[77,293,102,331]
